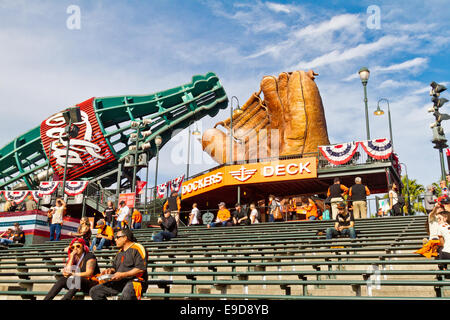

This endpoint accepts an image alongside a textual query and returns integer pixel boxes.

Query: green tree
[401,176,425,214]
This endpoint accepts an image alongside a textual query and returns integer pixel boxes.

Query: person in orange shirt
[131,209,143,230]
[299,196,318,220]
[207,202,231,228]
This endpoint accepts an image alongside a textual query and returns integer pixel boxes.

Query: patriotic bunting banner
[39,181,60,196]
[30,191,41,202]
[157,183,168,199]
[4,191,29,204]
[360,139,393,160]
[169,175,185,193]
[64,181,89,196]
[319,142,359,165]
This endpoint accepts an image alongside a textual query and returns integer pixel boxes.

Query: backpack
[273,202,283,220]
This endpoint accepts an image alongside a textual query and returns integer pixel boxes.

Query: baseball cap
[336,202,346,209]
[95,219,106,228]
[218,202,225,207]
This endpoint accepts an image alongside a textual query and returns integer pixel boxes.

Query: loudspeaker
[124,155,134,168]
[137,153,148,167]
[63,107,82,124]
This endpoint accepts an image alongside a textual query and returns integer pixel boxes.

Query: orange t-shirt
[217,208,231,222]
[132,210,142,223]
[303,199,318,219]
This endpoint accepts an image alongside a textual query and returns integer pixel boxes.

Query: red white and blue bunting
[4,191,29,204]
[39,181,60,196]
[169,175,185,194]
[30,191,41,202]
[64,181,89,196]
[359,139,393,160]
[319,139,393,164]
[319,142,359,165]
[157,183,168,199]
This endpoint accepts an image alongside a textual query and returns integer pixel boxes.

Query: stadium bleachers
[0,215,449,300]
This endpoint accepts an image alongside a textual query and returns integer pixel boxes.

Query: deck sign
[181,157,317,199]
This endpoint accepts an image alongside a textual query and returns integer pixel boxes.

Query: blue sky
[1,0,450,191]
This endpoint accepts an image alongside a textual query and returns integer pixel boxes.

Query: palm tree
[401,176,425,214]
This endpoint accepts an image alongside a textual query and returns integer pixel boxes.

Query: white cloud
[293,35,409,69]
[344,57,429,81]
[247,13,362,59]
[266,2,291,13]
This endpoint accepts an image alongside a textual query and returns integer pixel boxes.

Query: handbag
[273,205,283,220]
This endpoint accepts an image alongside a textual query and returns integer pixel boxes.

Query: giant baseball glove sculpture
[202,70,330,163]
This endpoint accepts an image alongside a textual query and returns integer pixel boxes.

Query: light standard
[399,162,411,215]
[359,67,371,140]
[153,135,162,215]
[127,119,153,211]
[186,121,201,180]
[228,96,243,164]
[60,108,81,199]
[374,98,394,150]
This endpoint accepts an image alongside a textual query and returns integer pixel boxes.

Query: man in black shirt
[232,203,249,226]
[89,229,148,300]
[12,223,25,244]
[325,202,356,239]
[153,209,178,242]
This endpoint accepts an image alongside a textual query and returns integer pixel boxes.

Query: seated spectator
[326,202,356,240]
[249,203,260,224]
[299,196,319,221]
[207,202,231,228]
[89,229,148,300]
[232,203,249,226]
[90,219,114,251]
[68,217,92,246]
[415,205,445,258]
[131,209,142,230]
[437,211,450,272]
[12,223,25,245]
[188,203,202,226]
[153,210,178,242]
[0,224,25,246]
[0,229,13,246]
[44,238,100,300]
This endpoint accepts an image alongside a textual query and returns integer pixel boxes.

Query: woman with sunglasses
[68,217,92,246]
[44,238,100,300]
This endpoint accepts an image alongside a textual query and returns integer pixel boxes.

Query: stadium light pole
[229,96,242,164]
[153,135,162,215]
[359,67,371,140]
[374,98,394,151]
[187,121,201,180]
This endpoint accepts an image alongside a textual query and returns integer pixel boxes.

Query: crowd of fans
[0,175,448,300]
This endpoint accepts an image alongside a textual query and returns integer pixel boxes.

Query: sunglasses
[114,235,126,240]
[70,244,83,250]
